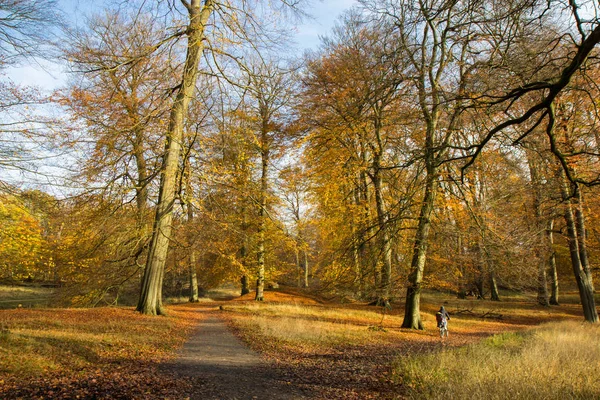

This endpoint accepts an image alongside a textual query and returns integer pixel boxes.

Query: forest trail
[161,306,308,400]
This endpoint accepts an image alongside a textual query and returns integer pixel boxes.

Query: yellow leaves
[0,195,45,278]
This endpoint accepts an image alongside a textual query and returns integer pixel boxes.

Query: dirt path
[162,307,308,400]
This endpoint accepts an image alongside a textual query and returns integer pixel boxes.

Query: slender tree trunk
[189,250,199,302]
[303,248,309,288]
[241,275,249,296]
[372,155,392,306]
[547,219,559,305]
[255,131,268,301]
[295,247,301,287]
[456,233,467,299]
[352,185,363,298]
[489,269,499,301]
[560,178,598,322]
[528,155,549,306]
[402,167,438,329]
[360,152,378,297]
[537,257,549,306]
[137,0,213,315]
[574,188,595,293]
[240,203,250,296]
[184,154,199,303]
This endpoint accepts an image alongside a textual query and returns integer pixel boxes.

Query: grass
[393,321,600,399]
[0,285,54,309]
[0,287,597,399]
[229,303,398,348]
[0,303,205,398]
[0,305,202,376]
[223,289,598,399]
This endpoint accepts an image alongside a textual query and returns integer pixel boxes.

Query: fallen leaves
[0,304,204,399]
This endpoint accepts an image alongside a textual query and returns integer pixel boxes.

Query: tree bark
[560,178,598,322]
[137,0,213,315]
[240,201,250,296]
[489,269,500,301]
[255,128,268,302]
[402,167,438,329]
[303,248,309,288]
[241,275,250,296]
[371,150,392,307]
[527,153,549,306]
[189,250,199,302]
[360,153,378,297]
[574,188,595,293]
[547,219,559,305]
[352,186,363,298]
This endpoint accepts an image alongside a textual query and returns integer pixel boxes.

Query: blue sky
[7,0,357,91]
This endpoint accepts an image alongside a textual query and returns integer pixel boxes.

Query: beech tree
[138,0,213,315]
[0,0,62,191]
[236,60,296,301]
[300,14,415,303]
[61,10,173,228]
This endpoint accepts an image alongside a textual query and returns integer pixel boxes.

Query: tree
[0,0,62,191]
[0,193,45,279]
[279,164,311,288]
[238,60,296,301]
[361,0,564,329]
[60,10,174,227]
[300,14,412,303]
[138,0,305,313]
[138,0,213,315]
[0,0,61,64]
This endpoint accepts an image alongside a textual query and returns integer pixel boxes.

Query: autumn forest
[2,0,600,323]
[3,0,600,398]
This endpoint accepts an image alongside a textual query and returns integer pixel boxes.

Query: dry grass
[226,298,416,351]
[394,320,600,399]
[224,290,596,399]
[225,290,578,351]
[0,304,204,378]
[0,285,54,309]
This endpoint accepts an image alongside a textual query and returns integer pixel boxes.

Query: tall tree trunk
[547,219,559,305]
[240,203,250,296]
[241,275,249,296]
[372,155,392,306]
[574,188,595,293]
[360,151,378,297]
[352,185,363,298]
[475,239,486,299]
[184,152,199,303]
[295,247,301,287]
[303,248,309,288]
[537,257,549,306]
[560,178,598,322]
[456,233,467,299]
[137,0,213,315]
[489,269,499,301]
[402,167,438,329]
[255,131,268,301]
[528,154,549,306]
[189,250,199,302]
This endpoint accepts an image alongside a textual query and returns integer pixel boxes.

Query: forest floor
[161,306,309,399]
[0,287,598,399]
